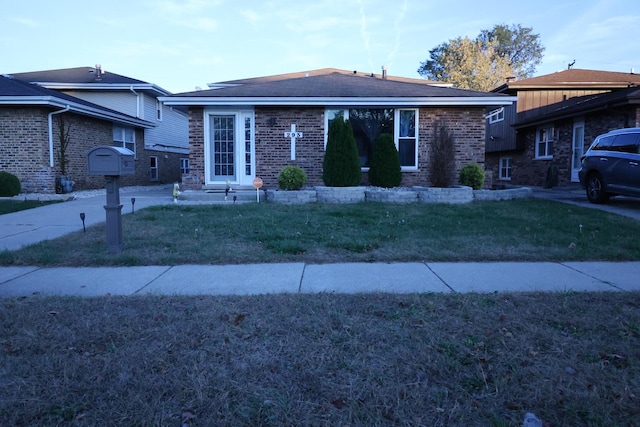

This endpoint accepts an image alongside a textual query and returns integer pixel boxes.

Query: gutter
[130,86,141,117]
[48,105,70,167]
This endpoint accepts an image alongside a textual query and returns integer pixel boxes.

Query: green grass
[0,199,62,215]
[1,199,639,266]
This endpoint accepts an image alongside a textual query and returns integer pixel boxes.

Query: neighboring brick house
[0,75,155,193]
[11,66,189,187]
[161,69,515,190]
[485,69,640,188]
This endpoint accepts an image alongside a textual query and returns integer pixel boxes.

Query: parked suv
[578,128,640,203]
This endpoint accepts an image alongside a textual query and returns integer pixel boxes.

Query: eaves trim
[160,96,517,107]
[0,96,155,128]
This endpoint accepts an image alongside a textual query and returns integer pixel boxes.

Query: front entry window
[206,111,254,186]
[210,115,236,181]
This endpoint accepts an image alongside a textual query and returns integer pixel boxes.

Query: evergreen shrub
[322,117,362,187]
[0,171,21,197]
[368,133,401,188]
[459,163,485,190]
[278,165,307,190]
[429,121,456,187]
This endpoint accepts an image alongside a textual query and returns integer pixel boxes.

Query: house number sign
[284,124,303,160]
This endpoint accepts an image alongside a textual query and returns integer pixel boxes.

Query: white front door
[205,111,254,186]
[571,120,585,182]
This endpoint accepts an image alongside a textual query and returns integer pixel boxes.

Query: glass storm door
[210,115,236,182]
[207,112,254,185]
[571,121,585,182]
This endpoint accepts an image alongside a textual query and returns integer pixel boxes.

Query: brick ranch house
[161,69,515,190]
[0,74,155,193]
[485,69,640,188]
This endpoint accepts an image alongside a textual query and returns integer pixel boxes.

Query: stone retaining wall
[414,186,474,204]
[265,186,532,204]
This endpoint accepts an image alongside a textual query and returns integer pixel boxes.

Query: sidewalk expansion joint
[558,262,627,291]
[424,262,456,293]
[134,266,173,294]
[298,264,307,293]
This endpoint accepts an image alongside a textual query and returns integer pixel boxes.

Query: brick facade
[1,106,183,193]
[183,106,488,190]
[486,106,640,188]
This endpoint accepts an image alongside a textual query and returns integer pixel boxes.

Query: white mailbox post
[87,146,135,253]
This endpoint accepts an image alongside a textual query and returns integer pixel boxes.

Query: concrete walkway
[1,261,639,297]
[1,185,639,297]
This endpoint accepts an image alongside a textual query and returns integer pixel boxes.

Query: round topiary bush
[459,163,485,190]
[368,133,401,188]
[278,165,307,190]
[0,171,21,197]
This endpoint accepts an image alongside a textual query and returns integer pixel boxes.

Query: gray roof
[166,71,513,107]
[10,66,171,96]
[0,75,154,128]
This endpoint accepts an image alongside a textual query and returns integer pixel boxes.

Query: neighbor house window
[180,157,190,175]
[113,125,136,155]
[535,125,555,159]
[325,108,418,170]
[150,156,158,181]
[487,107,504,124]
[499,157,512,180]
[156,100,163,121]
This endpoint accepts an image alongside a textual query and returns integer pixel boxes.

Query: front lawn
[1,199,638,266]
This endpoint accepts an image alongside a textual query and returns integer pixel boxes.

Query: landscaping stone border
[264,186,532,204]
[414,186,473,204]
[265,189,317,204]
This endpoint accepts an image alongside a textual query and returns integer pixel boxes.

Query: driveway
[531,186,640,221]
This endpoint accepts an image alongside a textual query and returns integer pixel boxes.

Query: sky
[2,0,640,94]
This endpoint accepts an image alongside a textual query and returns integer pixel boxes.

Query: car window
[610,133,640,153]
[591,135,615,150]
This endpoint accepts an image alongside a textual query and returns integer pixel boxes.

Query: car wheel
[586,173,609,204]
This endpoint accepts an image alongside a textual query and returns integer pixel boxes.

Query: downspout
[130,86,141,118]
[48,105,70,167]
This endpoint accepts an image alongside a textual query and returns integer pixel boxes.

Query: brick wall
[1,106,182,193]
[486,106,640,188]
[184,106,488,190]
[255,107,325,188]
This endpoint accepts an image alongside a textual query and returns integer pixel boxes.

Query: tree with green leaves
[418,24,544,91]
[322,116,362,187]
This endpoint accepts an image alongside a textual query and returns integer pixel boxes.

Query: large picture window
[325,108,418,170]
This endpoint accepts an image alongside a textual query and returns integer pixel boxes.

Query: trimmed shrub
[429,121,456,187]
[368,133,401,188]
[323,116,362,187]
[459,163,485,190]
[0,171,21,197]
[278,165,307,190]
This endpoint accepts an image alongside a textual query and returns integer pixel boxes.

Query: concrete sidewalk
[1,261,639,297]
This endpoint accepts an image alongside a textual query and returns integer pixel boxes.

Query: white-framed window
[113,125,136,156]
[150,156,158,181]
[156,99,163,121]
[535,125,555,159]
[324,108,418,170]
[487,107,504,124]
[499,157,512,180]
[180,157,190,175]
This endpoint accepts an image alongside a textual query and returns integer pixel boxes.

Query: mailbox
[87,146,135,176]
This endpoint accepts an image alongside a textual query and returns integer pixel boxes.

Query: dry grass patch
[1,292,639,426]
